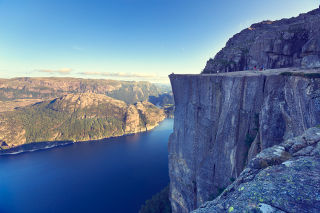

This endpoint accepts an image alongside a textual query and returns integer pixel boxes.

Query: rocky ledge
[193,127,320,213]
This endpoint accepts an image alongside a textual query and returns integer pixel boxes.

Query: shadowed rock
[193,127,320,213]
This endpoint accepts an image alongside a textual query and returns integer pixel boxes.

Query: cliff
[203,7,320,73]
[0,93,166,151]
[168,68,320,212]
[193,127,320,213]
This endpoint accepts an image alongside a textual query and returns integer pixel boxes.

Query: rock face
[193,127,320,213]
[168,68,320,212]
[203,7,320,73]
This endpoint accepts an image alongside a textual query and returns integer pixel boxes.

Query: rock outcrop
[203,7,320,73]
[193,127,320,213]
[168,68,320,212]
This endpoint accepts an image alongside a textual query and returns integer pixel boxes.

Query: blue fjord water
[0,119,173,213]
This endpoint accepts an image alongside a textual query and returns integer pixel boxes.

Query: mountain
[203,6,320,73]
[168,6,320,213]
[0,93,166,150]
[0,77,172,105]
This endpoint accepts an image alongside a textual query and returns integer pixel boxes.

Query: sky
[0,0,319,83]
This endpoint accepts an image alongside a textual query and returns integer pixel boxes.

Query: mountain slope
[0,93,166,149]
[0,77,172,105]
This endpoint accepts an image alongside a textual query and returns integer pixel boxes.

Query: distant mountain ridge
[0,77,172,105]
[203,6,320,73]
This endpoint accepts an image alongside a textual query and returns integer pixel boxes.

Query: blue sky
[0,0,319,83]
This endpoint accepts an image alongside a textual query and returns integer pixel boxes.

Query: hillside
[203,6,320,73]
[0,93,166,150]
[0,77,172,105]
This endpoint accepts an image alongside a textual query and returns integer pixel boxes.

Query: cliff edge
[169,68,320,212]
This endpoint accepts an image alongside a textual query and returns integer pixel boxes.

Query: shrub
[139,185,172,213]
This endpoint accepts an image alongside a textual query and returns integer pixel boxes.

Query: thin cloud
[72,45,84,51]
[78,71,169,83]
[79,71,160,79]
[37,68,73,75]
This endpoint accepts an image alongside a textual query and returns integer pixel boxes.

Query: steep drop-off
[168,68,320,212]
[0,93,166,151]
[203,7,320,73]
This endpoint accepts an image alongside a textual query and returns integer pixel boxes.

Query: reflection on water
[0,119,173,213]
[125,133,141,144]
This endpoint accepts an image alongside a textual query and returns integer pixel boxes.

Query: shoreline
[0,118,168,156]
[0,141,74,156]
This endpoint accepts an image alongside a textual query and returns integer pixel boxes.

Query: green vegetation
[107,82,162,104]
[139,185,172,213]
[0,93,166,146]
[0,78,172,105]
[6,100,127,143]
[163,104,174,118]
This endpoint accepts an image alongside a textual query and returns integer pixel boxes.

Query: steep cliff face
[203,7,320,73]
[168,68,320,212]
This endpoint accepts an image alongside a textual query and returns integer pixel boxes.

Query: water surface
[0,119,173,213]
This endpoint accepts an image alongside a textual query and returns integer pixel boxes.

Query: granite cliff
[203,6,320,73]
[0,93,166,152]
[169,68,320,212]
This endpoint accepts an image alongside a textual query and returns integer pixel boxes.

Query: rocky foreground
[193,127,320,213]
[0,93,166,152]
